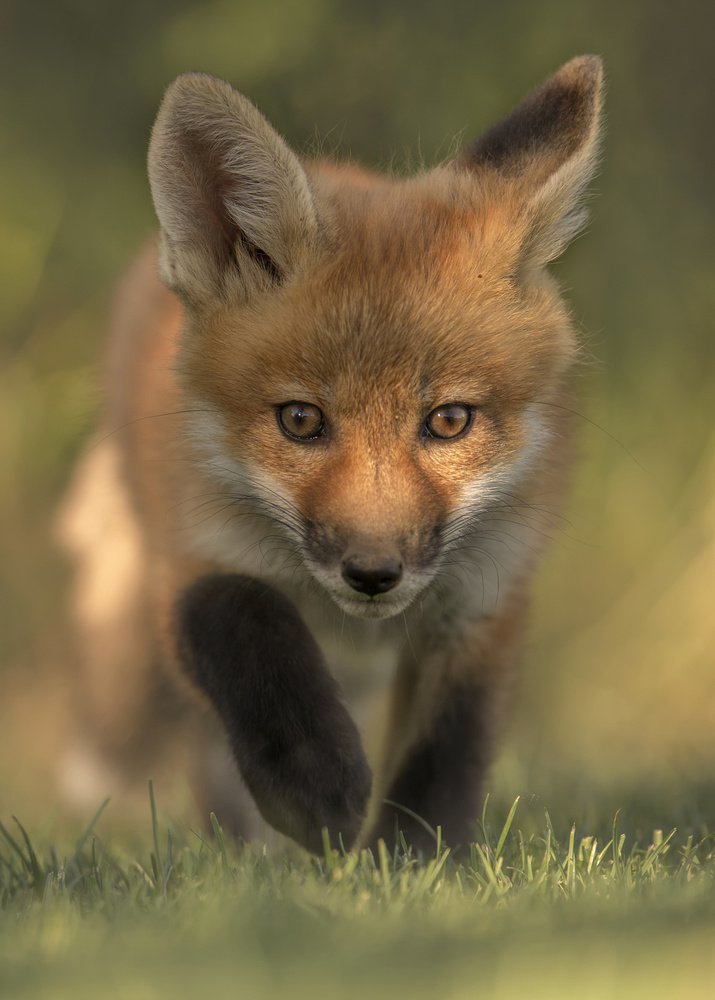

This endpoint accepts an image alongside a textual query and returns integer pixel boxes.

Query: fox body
[59,57,603,852]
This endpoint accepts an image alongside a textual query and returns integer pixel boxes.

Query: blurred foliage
[0,0,714,813]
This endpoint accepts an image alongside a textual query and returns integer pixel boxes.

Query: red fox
[58,56,603,853]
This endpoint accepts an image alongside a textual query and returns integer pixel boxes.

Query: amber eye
[277,402,325,440]
[424,404,472,440]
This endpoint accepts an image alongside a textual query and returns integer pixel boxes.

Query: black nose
[341,552,403,596]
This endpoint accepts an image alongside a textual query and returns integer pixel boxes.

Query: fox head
[148,57,603,619]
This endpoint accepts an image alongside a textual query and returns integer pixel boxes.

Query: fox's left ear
[457,55,604,267]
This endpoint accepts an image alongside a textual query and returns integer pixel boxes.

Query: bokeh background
[1,0,714,828]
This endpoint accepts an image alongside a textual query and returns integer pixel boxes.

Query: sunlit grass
[2,784,715,999]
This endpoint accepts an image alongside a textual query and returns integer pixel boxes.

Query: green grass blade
[0,818,28,868]
[210,813,229,874]
[11,817,43,888]
[382,800,438,844]
[69,798,110,868]
[494,797,520,860]
[159,831,173,897]
[148,779,161,882]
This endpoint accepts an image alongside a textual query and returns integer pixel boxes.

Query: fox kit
[59,56,603,853]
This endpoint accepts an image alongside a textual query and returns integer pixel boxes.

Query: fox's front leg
[175,573,372,852]
[369,590,526,854]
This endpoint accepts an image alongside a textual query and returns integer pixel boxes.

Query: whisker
[530,398,645,471]
[91,409,215,451]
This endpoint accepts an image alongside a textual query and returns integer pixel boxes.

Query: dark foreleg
[369,682,495,854]
[369,598,525,855]
[175,573,372,852]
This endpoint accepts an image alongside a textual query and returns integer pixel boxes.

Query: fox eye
[277,402,325,440]
[424,404,472,440]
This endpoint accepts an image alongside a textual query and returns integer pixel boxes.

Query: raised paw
[175,573,372,851]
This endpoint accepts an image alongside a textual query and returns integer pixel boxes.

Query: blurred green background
[1,0,714,821]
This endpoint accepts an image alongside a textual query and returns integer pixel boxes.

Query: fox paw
[175,573,372,851]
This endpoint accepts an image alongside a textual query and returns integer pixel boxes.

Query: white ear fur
[459,55,604,267]
[148,73,318,306]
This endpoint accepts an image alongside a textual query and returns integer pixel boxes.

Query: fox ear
[458,55,604,267]
[148,74,318,306]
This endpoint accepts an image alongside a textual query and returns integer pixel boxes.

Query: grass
[2,784,715,999]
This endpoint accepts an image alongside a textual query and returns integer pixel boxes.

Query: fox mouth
[331,593,413,620]
[333,591,411,619]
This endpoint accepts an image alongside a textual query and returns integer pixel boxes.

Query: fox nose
[341,550,403,597]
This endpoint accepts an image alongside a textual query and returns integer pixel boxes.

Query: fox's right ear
[148,74,318,307]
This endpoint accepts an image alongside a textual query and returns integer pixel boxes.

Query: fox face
[182,246,568,619]
[149,82,593,620]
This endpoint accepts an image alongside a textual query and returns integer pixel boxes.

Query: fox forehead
[183,177,574,418]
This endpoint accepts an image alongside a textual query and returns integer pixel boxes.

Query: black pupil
[440,407,460,426]
[430,405,468,436]
[282,403,321,438]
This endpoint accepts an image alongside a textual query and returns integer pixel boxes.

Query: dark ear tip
[460,54,605,176]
